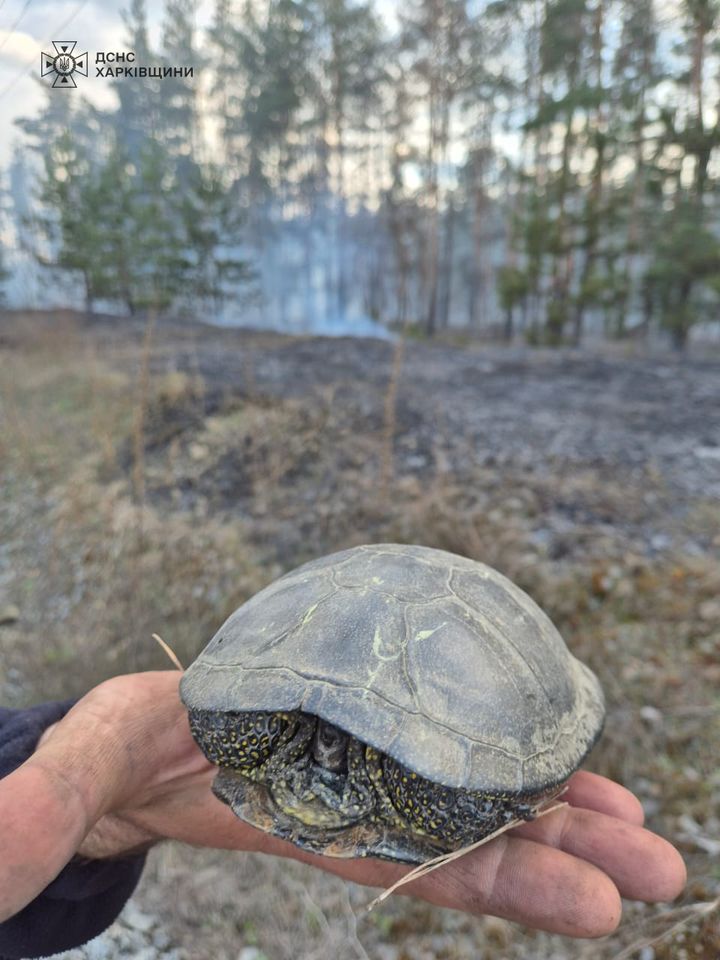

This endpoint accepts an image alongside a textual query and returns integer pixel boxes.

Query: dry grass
[0,310,718,959]
[380,336,405,496]
[0,314,267,697]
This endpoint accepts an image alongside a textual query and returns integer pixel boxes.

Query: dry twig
[609,897,720,960]
[152,632,184,671]
[380,336,405,494]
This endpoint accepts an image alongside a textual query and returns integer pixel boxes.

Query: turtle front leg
[301,738,376,821]
[268,737,376,827]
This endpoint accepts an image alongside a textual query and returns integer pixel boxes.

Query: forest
[4,0,720,347]
[2,4,720,957]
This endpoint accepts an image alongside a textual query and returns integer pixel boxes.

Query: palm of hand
[0,672,686,938]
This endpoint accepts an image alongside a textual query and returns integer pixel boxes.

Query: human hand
[0,671,686,938]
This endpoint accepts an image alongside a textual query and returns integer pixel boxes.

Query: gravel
[34,903,186,960]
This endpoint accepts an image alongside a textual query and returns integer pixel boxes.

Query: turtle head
[311,718,349,773]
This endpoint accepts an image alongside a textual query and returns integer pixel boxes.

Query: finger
[512,804,687,903]
[26,700,132,820]
[562,771,645,825]
[30,673,187,818]
[0,763,89,921]
[0,685,152,921]
[279,832,622,938]
[415,834,623,937]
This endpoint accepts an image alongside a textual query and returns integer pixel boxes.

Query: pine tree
[610,0,660,338]
[382,66,421,328]
[207,0,243,168]
[234,0,318,206]
[115,0,162,162]
[33,130,102,313]
[87,142,141,313]
[177,163,250,310]
[645,199,720,349]
[400,0,477,334]
[160,0,203,184]
[459,1,514,332]
[0,173,11,305]
[0,236,9,306]
[536,0,591,343]
[497,0,551,340]
[312,0,386,318]
[128,139,189,311]
[571,0,608,344]
[645,0,720,347]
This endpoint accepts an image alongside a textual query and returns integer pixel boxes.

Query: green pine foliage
[17,0,246,317]
[0,177,12,305]
[35,130,101,312]
[8,0,720,346]
[645,201,720,349]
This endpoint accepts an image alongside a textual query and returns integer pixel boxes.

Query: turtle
[179,543,605,864]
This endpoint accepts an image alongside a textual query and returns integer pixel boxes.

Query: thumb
[0,760,91,920]
[0,700,133,921]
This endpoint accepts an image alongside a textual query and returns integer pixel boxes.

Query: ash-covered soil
[13,310,718,507]
[160,327,720,498]
[119,321,720,568]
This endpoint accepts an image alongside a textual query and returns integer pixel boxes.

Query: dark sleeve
[0,699,148,960]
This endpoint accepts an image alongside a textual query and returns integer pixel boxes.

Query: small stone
[123,902,156,933]
[0,604,20,625]
[238,948,266,960]
[374,946,399,960]
[639,705,663,728]
[153,929,171,949]
[698,600,720,622]
[189,442,209,461]
[649,533,670,551]
[82,937,112,960]
[131,948,159,960]
[694,445,720,460]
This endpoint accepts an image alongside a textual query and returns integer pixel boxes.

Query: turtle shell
[180,543,605,794]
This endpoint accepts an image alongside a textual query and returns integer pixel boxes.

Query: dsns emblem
[41,41,88,88]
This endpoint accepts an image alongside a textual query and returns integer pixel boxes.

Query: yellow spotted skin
[188,708,554,862]
[381,754,533,843]
[188,709,287,771]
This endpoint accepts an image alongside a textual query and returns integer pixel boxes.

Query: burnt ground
[122,319,720,566]
[145,324,720,498]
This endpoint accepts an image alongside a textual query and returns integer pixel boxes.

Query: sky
[0,0,214,168]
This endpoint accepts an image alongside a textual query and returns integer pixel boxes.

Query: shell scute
[181,544,605,793]
[333,549,450,603]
